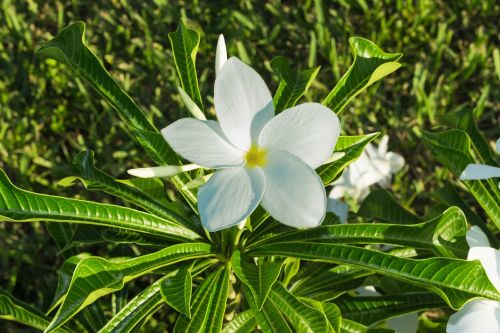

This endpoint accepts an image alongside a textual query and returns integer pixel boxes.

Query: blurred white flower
[460,138,500,188]
[326,135,404,222]
[446,226,500,333]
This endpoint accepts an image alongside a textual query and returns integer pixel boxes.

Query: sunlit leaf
[0,169,200,242]
[323,37,402,114]
[249,242,500,309]
[46,243,214,332]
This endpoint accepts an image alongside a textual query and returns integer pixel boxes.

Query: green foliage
[322,37,402,114]
[0,2,498,332]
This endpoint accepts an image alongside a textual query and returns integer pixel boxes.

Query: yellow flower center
[245,145,267,168]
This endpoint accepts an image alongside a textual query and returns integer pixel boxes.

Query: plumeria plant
[1,20,499,333]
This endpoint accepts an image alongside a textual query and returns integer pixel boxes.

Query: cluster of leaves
[0,16,499,333]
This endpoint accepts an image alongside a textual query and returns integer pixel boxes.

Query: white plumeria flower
[157,47,339,231]
[326,135,404,221]
[460,138,500,188]
[446,226,500,333]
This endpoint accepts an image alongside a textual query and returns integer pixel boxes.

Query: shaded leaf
[358,189,421,224]
[271,56,320,112]
[268,283,328,333]
[337,292,444,325]
[0,290,71,333]
[173,266,230,333]
[231,251,283,310]
[160,263,193,317]
[47,243,214,332]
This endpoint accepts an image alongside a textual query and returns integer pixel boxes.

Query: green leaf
[249,207,468,258]
[358,189,422,224]
[174,266,230,333]
[0,169,200,242]
[160,263,193,318]
[0,289,70,333]
[249,242,500,309]
[268,283,329,333]
[440,109,498,166]
[340,318,394,333]
[221,310,257,333]
[99,259,216,333]
[46,243,214,332]
[231,251,283,310]
[322,302,342,333]
[300,297,341,333]
[35,22,196,206]
[271,56,320,112]
[323,37,402,114]
[47,253,92,314]
[168,20,204,111]
[63,150,196,232]
[433,183,497,246]
[291,264,371,301]
[244,285,292,333]
[421,129,500,227]
[319,133,380,185]
[337,292,444,325]
[36,22,172,162]
[99,279,164,333]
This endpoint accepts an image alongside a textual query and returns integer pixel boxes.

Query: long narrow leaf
[0,290,70,333]
[249,207,468,258]
[231,251,283,310]
[46,243,214,332]
[337,292,444,325]
[323,37,402,114]
[249,242,500,309]
[271,56,320,112]
[173,266,230,333]
[0,169,200,242]
[168,20,204,111]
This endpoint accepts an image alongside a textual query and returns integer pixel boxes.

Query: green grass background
[0,0,498,331]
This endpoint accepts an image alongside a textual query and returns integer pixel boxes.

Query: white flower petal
[326,198,348,223]
[447,300,500,333]
[460,164,500,180]
[378,135,389,156]
[386,151,405,173]
[178,86,206,120]
[258,103,340,169]
[496,138,500,155]
[198,167,265,231]
[350,153,387,188]
[355,286,379,296]
[468,247,500,291]
[466,226,491,248]
[162,118,243,168]
[215,34,227,75]
[261,150,326,228]
[128,164,200,178]
[214,57,274,150]
[387,312,419,333]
